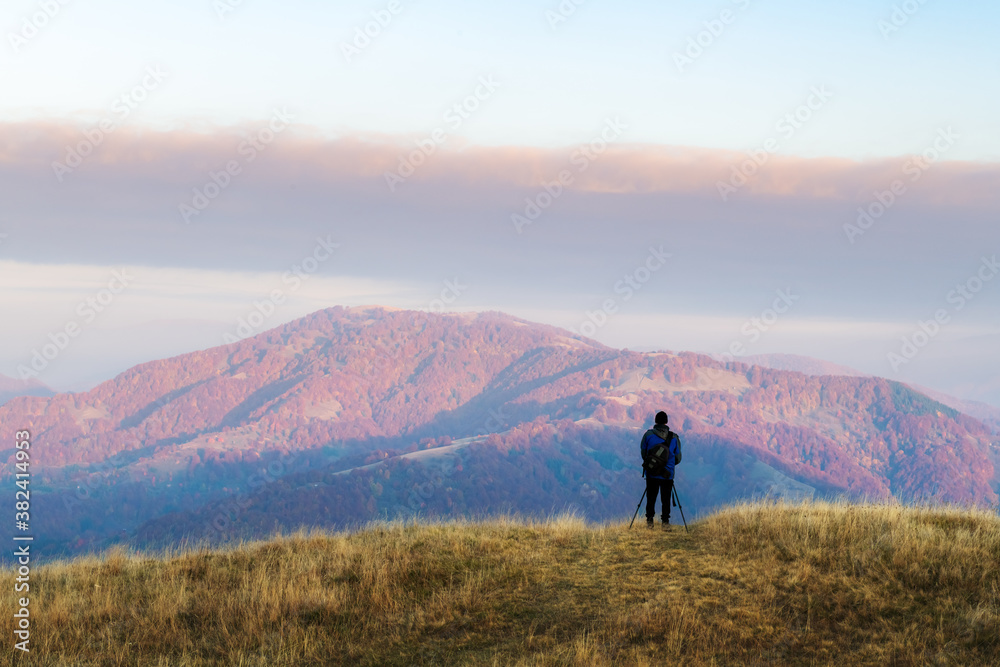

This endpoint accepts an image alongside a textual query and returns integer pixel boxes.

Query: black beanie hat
[655,411,668,425]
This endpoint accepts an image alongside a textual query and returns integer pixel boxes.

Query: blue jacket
[640,426,680,481]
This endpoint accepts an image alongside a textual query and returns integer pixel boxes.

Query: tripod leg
[672,485,689,533]
[629,489,647,529]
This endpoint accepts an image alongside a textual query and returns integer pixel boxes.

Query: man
[639,411,682,530]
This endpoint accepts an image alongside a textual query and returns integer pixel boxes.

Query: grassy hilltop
[3,502,999,666]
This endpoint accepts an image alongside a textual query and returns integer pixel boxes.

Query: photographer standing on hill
[640,411,682,530]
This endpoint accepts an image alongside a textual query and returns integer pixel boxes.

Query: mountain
[739,353,1000,434]
[1,306,996,558]
[0,373,54,406]
[738,353,870,378]
[908,384,1000,435]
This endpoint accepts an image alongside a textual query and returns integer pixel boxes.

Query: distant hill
[0,306,996,558]
[740,353,1000,434]
[5,503,998,665]
[0,373,53,406]
[739,353,870,378]
[908,384,1000,435]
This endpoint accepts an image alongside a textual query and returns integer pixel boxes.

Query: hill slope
[3,502,998,665]
[739,353,870,379]
[0,373,53,406]
[0,306,996,557]
[742,353,1000,434]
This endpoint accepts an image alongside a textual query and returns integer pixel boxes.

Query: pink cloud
[3,122,998,207]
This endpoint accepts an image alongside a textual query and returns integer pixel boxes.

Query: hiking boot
[646,519,655,529]
[662,521,672,532]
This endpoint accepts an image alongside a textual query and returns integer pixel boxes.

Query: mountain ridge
[0,373,54,406]
[1,306,995,558]
[738,352,1000,434]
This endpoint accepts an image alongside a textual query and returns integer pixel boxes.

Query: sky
[2,0,998,407]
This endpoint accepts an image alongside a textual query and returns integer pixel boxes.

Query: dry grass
[3,502,999,665]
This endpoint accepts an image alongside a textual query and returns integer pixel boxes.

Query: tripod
[628,489,647,529]
[672,485,689,532]
[629,482,689,532]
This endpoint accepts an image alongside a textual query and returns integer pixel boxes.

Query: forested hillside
[1,306,995,556]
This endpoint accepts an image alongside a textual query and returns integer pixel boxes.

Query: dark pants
[646,477,673,523]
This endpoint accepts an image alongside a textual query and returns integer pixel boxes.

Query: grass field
[3,501,999,665]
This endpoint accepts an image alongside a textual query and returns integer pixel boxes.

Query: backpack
[643,429,678,476]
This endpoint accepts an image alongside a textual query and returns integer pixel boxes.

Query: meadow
[3,501,999,665]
